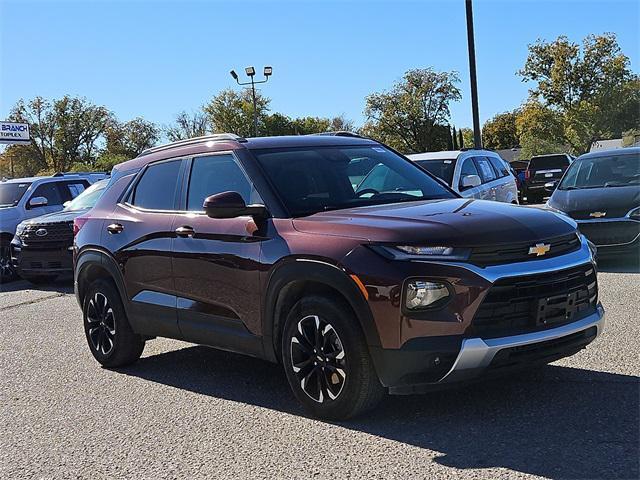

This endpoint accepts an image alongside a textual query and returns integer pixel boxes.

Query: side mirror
[544,181,559,193]
[203,191,269,219]
[460,174,481,190]
[63,200,71,208]
[29,196,48,208]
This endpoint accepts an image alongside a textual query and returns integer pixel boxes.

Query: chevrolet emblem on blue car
[528,243,551,256]
[589,211,607,218]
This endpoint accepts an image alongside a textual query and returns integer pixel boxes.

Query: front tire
[282,295,384,420]
[83,279,145,368]
[0,245,17,283]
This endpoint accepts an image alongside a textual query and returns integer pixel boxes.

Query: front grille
[19,222,73,248]
[29,261,64,270]
[578,221,640,246]
[468,233,581,267]
[489,327,598,369]
[570,208,630,220]
[471,264,598,338]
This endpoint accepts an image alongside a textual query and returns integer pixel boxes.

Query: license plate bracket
[536,292,578,326]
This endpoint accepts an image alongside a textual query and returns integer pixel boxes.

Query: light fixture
[245,66,256,77]
[405,280,451,310]
[229,70,238,80]
[263,66,273,77]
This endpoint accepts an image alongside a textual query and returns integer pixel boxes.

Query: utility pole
[230,66,273,137]
[465,0,482,149]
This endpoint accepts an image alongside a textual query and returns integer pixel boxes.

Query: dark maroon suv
[74,133,605,419]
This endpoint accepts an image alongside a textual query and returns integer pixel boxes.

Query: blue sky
[1,0,638,132]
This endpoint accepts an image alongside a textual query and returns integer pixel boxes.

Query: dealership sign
[0,121,30,145]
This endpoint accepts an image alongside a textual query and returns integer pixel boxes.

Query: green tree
[482,110,520,149]
[460,128,473,149]
[458,128,465,149]
[203,88,270,137]
[105,117,160,159]
[165,111,209,141]
[362,68,462,153]
[518,33,639,153]
[516,100,566,158]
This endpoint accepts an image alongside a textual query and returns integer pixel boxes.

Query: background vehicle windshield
[558,152,640,190]
[63,179,108,211]
[0,182,31,207]
[253,145,456,217]
[415,159,456,186]
[529,155,570,170]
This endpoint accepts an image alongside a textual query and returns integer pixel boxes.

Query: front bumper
[10,239,73,276]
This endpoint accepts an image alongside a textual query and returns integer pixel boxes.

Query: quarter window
[474,157,497,183]
[132,160,182,210]
[186,154,258,211]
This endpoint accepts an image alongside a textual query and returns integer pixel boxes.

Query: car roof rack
[311,131,363,138]
[139,133,247,157]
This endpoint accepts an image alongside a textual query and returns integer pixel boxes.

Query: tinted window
[29,182,62,207]
[60,181,89,202]
[529,155,570,170]
[187,154,258,211]
[459,158,480,188]
[415,159,456,186]
[488,156,509,177]
[132,160,181,210]
[474,157,497,183]
[253,145,455,217]
[0,182,31,207]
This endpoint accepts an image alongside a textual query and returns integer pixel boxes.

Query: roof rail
[139,133,247,157]
[311,131,364,138]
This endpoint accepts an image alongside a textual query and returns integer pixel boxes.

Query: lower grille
[578,221,640,246]
[469,233,581,267]
[28,261,65,270]
[471,264,598,338]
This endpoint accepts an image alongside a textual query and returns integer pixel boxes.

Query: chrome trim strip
[413,234,595,283]
[575,217,640,224]
[438,304,605,383]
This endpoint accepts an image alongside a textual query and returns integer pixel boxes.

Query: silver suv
[408,150,519,204]
[0,173,106,281]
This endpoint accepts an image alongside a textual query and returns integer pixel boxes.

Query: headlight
[405,280,451,310]
[14,222,27,236]
[628,207,640,219]
[396,245,453,256]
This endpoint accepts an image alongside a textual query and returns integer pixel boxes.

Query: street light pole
[465,0,482,150]
[230,66,273,137]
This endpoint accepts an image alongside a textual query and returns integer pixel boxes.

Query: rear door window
[488,156,509,177]
[131,160,182,210]
[473,157,497,183]
[59,181,90,202]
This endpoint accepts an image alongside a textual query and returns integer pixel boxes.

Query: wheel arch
[262,258,380,363]
[75,248,127,309]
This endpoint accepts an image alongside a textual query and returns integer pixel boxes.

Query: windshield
[558,152,640,190]
[0,182,31,207]
[253,145,456,217]
[415,159,456,186]
[63,179,108,211]
[529,155,570,170]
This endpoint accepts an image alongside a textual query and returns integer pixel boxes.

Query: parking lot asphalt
[1,260,638,480]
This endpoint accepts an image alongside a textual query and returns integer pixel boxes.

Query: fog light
[405,280,450,310]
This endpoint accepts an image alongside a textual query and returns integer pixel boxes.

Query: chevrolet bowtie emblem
[589,211,606,218]
[528,243,551,256]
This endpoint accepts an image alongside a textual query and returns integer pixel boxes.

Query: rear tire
[83,279,145,368]
[281,295,385,420]
[0,245,17,283]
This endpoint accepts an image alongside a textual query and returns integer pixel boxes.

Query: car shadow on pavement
[122,345,639,479]
[0,275,74,294]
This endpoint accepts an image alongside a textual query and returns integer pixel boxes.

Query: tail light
[524,169,531,181]
[73,216,89,237]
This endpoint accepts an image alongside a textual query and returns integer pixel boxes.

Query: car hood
[549,186,640,219]
[293,199,577,245]
[21,209,88,225]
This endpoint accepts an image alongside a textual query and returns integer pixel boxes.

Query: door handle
[106,223,124,234]
[175,226,195,238]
